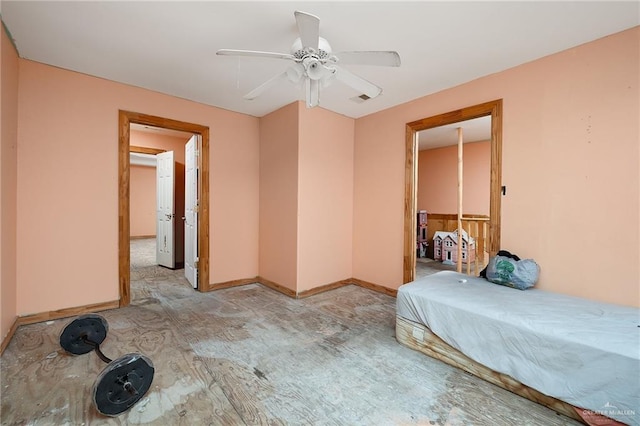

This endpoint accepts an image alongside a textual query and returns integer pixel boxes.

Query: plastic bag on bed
[485,255,540,290]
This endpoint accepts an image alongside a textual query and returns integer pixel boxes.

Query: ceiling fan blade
[336,51,401,67]
[334,65,382,99]
[294,11,320,50]
[243,72,289,100]
[306,78,320,108]
[217,49,295,61]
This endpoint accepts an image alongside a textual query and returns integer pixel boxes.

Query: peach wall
[259,102,299,291]
[258,102,355,293]
[353,106,406,288]
[418,141,490,215]
[131,130,187,164]
[1,24,19,341]
[297,104,354,291]
[354,27,639,307]
[16,60,259,315]
[129,130,191,238]
[130,165,156,237]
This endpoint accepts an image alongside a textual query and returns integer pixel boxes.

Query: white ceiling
[131,123,194,139]
[418,116,491,151]
[1,1,638,119]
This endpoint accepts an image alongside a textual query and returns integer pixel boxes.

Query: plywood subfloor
[1,271,580,425]
[415,258,485,280]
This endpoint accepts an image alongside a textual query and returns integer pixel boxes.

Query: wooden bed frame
[395,315,586,424]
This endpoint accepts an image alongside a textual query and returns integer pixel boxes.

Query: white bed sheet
[396,271,640,425]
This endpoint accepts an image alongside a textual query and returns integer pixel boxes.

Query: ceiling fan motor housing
[291,37,337,81]
[216,11,398,105]
[291,37,332,61]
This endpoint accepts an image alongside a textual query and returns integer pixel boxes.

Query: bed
[396,271,639,425]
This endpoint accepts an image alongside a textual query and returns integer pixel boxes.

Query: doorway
[414,116,492,278]
[403,100,503,283]
[129,126,193,293]
[118,110,210,307]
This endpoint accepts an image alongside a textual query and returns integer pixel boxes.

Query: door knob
[165,213,173,220]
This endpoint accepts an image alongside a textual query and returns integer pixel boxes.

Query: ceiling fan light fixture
[286,64,305,83]
[303,57,324,80]
[320,67,337,88]
[218,10,399,108]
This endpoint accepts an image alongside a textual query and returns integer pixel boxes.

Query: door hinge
[194,204,199,213]
[195,149,200,157]
[194,260,199,268]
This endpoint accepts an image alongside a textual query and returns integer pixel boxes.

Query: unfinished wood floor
[1,268,581,425]
[415,258,485,280]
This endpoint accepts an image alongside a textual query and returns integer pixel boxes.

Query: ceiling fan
[216,10,401,108]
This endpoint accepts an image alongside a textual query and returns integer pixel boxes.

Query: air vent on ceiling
[350,94,371,104]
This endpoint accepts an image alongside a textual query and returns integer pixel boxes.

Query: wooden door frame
[403,99,503,283]
[118,110,210,306]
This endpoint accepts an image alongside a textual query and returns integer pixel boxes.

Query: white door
[156,150,175,268]
[184,135,199,288]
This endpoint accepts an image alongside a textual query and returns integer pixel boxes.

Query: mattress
[396,271,640,426]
